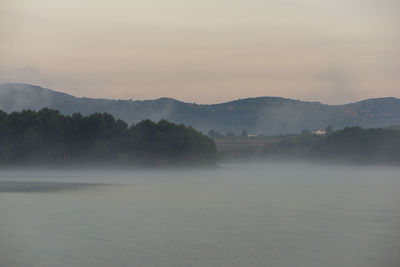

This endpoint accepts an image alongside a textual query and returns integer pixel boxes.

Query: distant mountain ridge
[1,83,400,135]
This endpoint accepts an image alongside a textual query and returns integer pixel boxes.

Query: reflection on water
[0,181,107,192]
[0,163,399,267]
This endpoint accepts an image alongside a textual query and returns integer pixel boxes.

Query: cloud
[1,0,399,104]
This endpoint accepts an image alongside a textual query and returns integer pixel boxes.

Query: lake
[0,163,399,267]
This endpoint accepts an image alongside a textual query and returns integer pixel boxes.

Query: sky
[0,0,399,104]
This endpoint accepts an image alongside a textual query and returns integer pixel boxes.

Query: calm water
[0,163,399,267]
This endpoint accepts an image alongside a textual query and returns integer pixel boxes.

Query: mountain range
[1,83,400,135]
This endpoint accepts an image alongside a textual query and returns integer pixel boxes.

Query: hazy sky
[1,0,399,104]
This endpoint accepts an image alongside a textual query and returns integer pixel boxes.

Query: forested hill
[1,83,400,135]
[215,127,400,164]
[0,109,217,167]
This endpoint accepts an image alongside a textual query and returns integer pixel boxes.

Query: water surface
[1,163,399,267]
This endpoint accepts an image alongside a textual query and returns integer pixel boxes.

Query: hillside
[1,83,400,135]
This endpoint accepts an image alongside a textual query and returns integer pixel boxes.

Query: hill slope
[1,83,400,135]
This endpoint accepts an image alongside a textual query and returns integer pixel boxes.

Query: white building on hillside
[313,129,326,135]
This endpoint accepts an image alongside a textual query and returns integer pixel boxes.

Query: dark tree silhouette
[0,109,217,167]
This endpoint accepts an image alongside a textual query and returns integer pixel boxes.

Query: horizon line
[1,82,398,107]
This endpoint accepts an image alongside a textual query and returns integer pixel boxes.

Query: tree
[325,125,334,135]
[208,129,222,138]
[0,108,218,166]
[240,130,248,137]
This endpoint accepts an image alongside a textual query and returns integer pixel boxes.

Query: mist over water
[0,163,399,267]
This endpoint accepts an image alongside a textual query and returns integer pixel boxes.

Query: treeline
[214,126,400,164]
[263,127,400,163]
[0,109,217,167]
[309,127,400,164]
